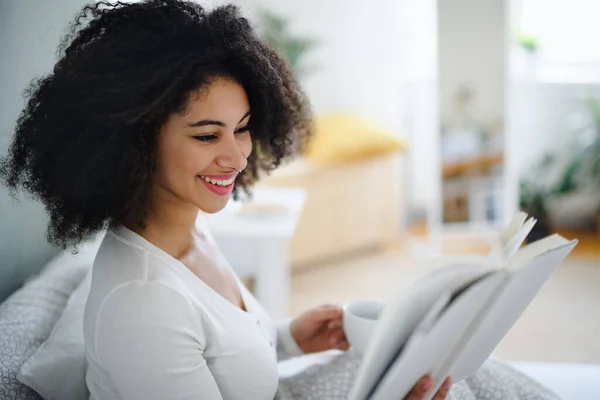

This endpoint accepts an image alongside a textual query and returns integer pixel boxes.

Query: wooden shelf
[442,152,504,178]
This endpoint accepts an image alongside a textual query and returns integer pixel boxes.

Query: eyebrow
[186,110,251,128]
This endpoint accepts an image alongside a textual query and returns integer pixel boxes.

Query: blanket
[276,351,561,400]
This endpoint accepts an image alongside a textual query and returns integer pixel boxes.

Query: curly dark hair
[0,0,312,249]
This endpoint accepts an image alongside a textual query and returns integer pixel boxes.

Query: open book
[349,212,578,400]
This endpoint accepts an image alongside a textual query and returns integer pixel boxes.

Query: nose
[215,134,249,172]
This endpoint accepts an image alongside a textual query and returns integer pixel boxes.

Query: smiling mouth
[198,175,235,187]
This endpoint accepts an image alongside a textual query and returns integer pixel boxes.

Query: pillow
[37,234,104,277]
[0,233,103,400]
[18,273,91,400]
[304,113,406,165]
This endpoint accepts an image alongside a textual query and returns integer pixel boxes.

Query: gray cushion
[18,272,92,400]
[0,235,103,400]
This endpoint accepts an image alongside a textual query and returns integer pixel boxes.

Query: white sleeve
[95,281,223,400]
[275,319,304,361]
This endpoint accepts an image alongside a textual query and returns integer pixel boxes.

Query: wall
[437,0,506,129]
[0,0,88,300]
[237,0,412,136]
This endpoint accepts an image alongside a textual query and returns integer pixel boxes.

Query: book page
[506,234,572,271]
[350,233,577,400]
[348,257,497,400]
[489,212,535,262]
[443,238,577,382]
[369,272,507,400]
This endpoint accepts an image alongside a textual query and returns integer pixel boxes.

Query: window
[516,0,600,81]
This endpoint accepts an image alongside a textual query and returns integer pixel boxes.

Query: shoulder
[98,280,197,327]
[90,233,201,331]
[88,229,207,345]
[91,279,207,355]
[92,229,190,296]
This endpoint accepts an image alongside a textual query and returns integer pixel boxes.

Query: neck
[124,184,200,259]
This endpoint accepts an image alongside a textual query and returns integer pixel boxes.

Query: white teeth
[199,175,234,187]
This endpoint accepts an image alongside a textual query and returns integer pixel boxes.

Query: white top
[84,216,303,400]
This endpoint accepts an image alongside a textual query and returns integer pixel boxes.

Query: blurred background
[1,0,599,368]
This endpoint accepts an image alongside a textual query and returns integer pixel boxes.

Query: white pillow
[39,233,105,276]
[0,248,91,400]
[17,264,92,400]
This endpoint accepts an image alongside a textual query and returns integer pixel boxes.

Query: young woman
[1,1,450,399]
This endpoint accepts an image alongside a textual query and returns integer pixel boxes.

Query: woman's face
[154,77,252,214]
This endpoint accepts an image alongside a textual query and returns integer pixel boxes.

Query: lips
[198,174,235,196]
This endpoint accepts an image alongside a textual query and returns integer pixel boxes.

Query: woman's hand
[289,304,349,353]
[290,306,452,399]
[404,376,452,400]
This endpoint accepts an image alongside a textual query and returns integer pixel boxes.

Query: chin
[198,199,230,214]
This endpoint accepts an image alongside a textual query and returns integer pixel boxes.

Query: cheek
[160,142,210,180]
[184,147,214,175]
[243,136,253,158]
[154,147,173,184]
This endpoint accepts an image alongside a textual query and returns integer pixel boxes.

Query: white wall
[0,0,88,299]
[238,0,413,136]
[508,83,600,174]
[438,0,506,128]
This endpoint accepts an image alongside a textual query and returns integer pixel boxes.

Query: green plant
[519,94,600,227]
[555,95,600,193]
[519,156,552,223]
[519,182,548,216]
[516,33,539,53]
[256,9,318,78]
[585,96,600,181]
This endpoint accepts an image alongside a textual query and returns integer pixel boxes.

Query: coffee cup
[342,300,384,356]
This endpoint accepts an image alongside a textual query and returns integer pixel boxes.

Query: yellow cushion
[304,113,407,164]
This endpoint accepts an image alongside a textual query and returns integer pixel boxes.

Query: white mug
[342,300,384,356]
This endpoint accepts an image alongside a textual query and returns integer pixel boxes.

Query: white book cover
[348,214,578,400]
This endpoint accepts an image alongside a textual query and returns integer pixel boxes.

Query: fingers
[320,303,342,311]
[312,304,343,322]
[335,339,349,350]
[328,319,343,330]
[404,376,451,400]
[404,376,433,400]
[304,304,351,351]
[324,307,347,350]
[432,377,452,400]
[327,328,347,348]
[327,330,349,350]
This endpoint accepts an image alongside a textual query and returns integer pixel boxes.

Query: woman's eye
[193,134,217,142]
[235,126,250,134]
